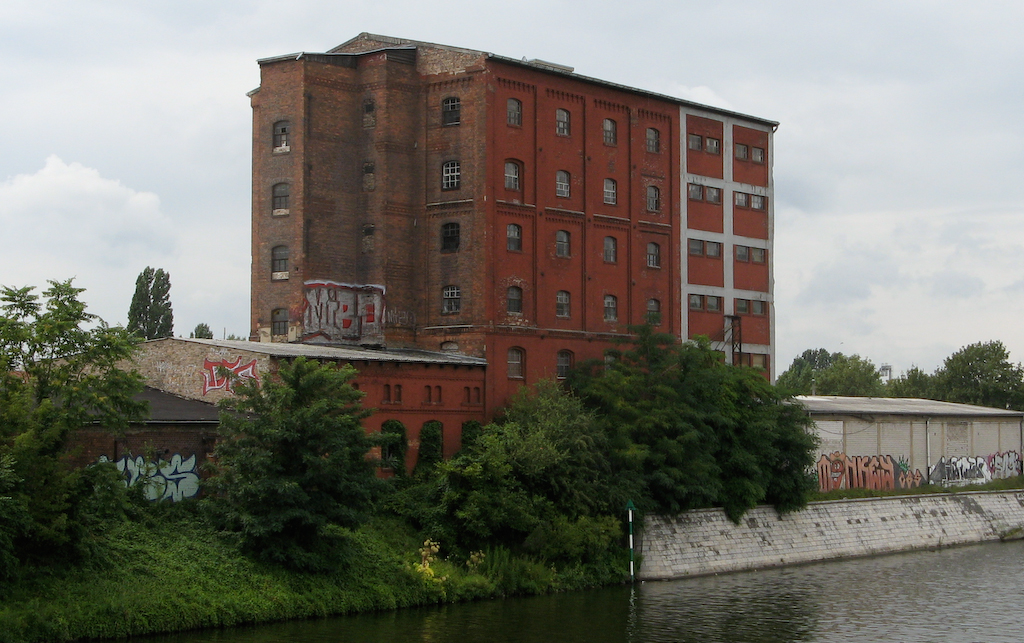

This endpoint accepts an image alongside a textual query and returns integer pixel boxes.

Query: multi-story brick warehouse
[250,32,776,418]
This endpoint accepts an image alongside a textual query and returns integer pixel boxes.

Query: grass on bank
[811,474,1024,501]
[0,504,627,643]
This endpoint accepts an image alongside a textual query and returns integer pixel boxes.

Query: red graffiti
[201,357,260,395]
[816,452,924,493]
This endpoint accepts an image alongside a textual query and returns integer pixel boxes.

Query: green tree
[413,420,443,477]
[931,341,1024,410]
[777,350,884,397]
[190,323,213,339]
[776,348,838,394]
[886,365,935,399]
[0,280,146,570]
[205,357,382,572]
[127,267,173,339]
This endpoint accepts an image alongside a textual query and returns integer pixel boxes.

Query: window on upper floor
[271,245,289,276]
[603,294,618,321]
[751,247,766,264]
[689,294,704,311]
[646,128,660,153]
[646,298,661,323]
[272,121,290,151]
[442,160,461,190]
[752,300,767,315]
[442,96,461,125]
[735,298,749,314]
[736,245,750,262]
[441,222,460,253]
[556,290,571,318]
[603,118,617,145]
[556,350,573,379]
[555,230,570,257]
[272,183,289,213]
[751,194,767,210]
[555,170,570,198]
[508,347,525,379]
[705,137,721,154]
[362,98,376,127]
[706,241,722,258]
[271,308,288,336]
[688,238,705,256]
[735,192,749,208]
[688,183,703,201]
[507,286,523,314]
[507,223,522,251]
[752,147,765,163]
[705,187,722,204]
[603,236,617,263]
[647,242,661,268]
[646,185,661,212]
[555,108,570,136]
[507,98,522,126]
[688,133,702,151]
[442,285,461,314]
[706,296,722,312]
[504,161,521,191]
[603,178,617,205]
[735,143,748,161]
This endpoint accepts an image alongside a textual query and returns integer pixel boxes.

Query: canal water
[154,540,1024,643]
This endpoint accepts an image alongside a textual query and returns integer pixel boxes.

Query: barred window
[603,118,617,145]
[556,290,570,318]
[507,286,523,314]
[442,161,461,190]
[507,98,522,126]
[556,350,573,379]
[508,347,525,379]
[555,170,570,198]
[555,230,570,258]
[646,185,661,212]
[603,295,618,321]
[646,242,661,268]
[442,97,461,125]
[603,178,617,205]
[507,223,522,251]
[555,108,570,136]
[442,285,461,313]
[603,236,617,263]
[441,222,460,252]
[504,161,521,190]
[646,128,660,153]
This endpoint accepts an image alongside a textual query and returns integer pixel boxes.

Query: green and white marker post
[626,499,636,582]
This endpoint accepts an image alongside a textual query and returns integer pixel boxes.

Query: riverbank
[0,508,623,643]
[639,489,1024,580]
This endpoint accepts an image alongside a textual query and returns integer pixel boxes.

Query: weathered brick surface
[638,491,1024,580]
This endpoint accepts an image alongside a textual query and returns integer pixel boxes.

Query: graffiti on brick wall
[201,356,259,395]
[97,453,200,502]
[816,452,924,492]
[303,281,385,345]
[986,450,1021,479]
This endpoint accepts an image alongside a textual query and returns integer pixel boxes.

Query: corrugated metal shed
[797,396,1024,419]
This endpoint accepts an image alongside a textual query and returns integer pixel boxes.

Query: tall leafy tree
[886,365,935,399]
[777,349,884,397]
[190,323,213,339]
[205,357,383,572]
[776,348,838,394]
[931,341,1024,410]
[127,267,173,339]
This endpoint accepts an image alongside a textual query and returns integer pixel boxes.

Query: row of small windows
[507,348,573,380]
[687,133,765,164]
[505,225,661,267]
[505,287,659,322]
[505,101,660,153]
[380,384,481,405]
[688,239,766,263]
[687,296,768,315]
[736,245,767,264]
[735,192,767,210]
[688,184,768,211]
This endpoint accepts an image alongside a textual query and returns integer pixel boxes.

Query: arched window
[555,108,570,136]
[646,298,661,324]
[507,98,522,126]
[442,97,461,125]
[646,127,660,153]
[603,295,618,321]
[507,286,523,314]
[272,121,290,150]
[508,347,525,379]
[271,245,288,275]
[647,242,661,268]
[556,290,570,318]
[272,183,289,212]
[271,308,288,336]
[442,285,461,313]
[647,185,661,212]
[603,236,617,263]
[555,170,570,198]
[504,161,521,190]
[555,230,570,257]
[442,161,461,190]
[441,222,460,252]
[556,350,574,379]
[603,179,617,205]
[507,223,522,251]
[603,118,617,145]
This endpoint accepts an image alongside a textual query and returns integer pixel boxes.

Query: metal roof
[137,387,220,423]
[167,338,487,367]
[796,396,1024,419]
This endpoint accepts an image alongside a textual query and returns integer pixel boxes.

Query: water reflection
[149,540,1024,643]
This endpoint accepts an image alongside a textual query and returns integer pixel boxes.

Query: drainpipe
[925,417,931,483]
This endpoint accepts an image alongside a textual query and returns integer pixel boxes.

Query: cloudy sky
[3,0,1023,377]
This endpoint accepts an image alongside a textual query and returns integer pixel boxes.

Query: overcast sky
[3,0,1023,377]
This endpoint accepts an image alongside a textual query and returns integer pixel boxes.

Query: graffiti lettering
[201,356,259,395]
[816,452,925,493]
[986,451,1021,479]
[303,281,385,345]
[97,454,200,502]
[385,308,416,327]
[929,456,991,486]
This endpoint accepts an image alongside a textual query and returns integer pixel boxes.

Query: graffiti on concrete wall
[816,452,924,493]
[201,356,260,395]
[97,453,200,502]
[303,280,385,345]
[986,450,1021,479]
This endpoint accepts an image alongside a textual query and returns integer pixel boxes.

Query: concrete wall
[638,491,1024,580]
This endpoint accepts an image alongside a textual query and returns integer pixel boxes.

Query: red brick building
[250,33,776,417]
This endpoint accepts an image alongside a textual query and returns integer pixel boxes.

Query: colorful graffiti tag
[302,280,385,345]
[986,450,1021,479]
[201,356,260,395]
[816,452,924,493]
[97,453,200,502]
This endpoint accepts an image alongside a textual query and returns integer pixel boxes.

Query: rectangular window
[736,245,750,262]
[688,133,702,151]
[507,224,522,251]
[705,138,721,154]
[556,291,571,318]
[750,353,767,369]
[734,192,749,208]
[507,98,522,126]
[442,161,461,190]
[556,109,570,136]
[735,299,749,314]
[688,294,704,310]
[752,147,765,163]
[705,187,721,204]
[706,296,722,312]
[735,143,748,160]
[752,300,767,315]
[603,179,617,205]
[603,295,617,321]
[504,162,520,190]
[555,171,570,198]
[705,241,722,258]
[646,128,660,153]
[688,183,703,200]
[751,195,766,210]
[603,119,617,145]
[751,247,766,263]
[688,238,704,256]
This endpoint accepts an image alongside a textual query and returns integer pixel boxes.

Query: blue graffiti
[97,453,200,501]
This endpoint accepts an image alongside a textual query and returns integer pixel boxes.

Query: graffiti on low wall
[201,356,260,395]
[929,456,990,486]
[97,453,200,502]
[303,280,385,345]
[816,452,924,493]
[986,450,1021,479]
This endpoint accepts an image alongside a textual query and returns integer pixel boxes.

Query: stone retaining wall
[638,490,1024,580]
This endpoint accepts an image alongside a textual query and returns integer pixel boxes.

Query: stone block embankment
[639,490,1024,580]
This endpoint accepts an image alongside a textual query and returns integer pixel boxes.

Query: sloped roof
[797,395,1024,419]
[162,338,487,367]
[136,387,219,423]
